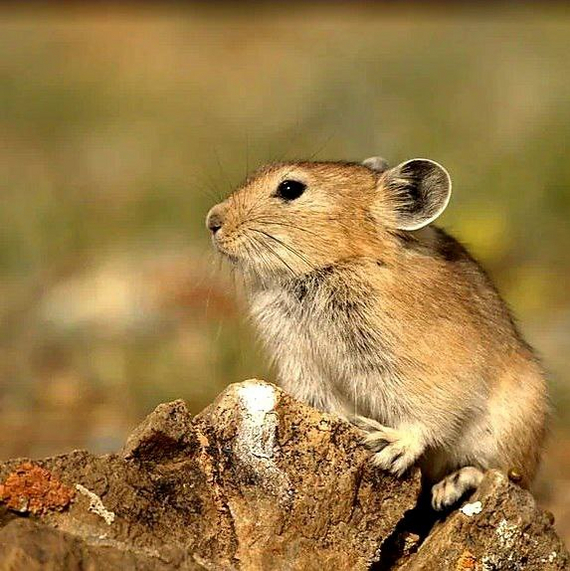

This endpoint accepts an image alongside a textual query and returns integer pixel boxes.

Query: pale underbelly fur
[250,287,540,493]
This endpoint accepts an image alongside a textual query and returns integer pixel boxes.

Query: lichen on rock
[0,462,75,515]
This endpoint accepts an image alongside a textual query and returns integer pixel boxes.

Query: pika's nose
[206,205,225,235]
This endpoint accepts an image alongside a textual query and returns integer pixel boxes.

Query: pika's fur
[206,157,548,509]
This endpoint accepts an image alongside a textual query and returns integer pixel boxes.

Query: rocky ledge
[0,379,567,570]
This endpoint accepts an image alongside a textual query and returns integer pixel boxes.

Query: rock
[0,379,420,570]
[191,380,421,569]
[396,470,569,571]
[121,398,195,462]
[0,518,174,571]
[0,379,567,570]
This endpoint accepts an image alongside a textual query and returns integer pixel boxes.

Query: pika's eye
[275,179,306,201]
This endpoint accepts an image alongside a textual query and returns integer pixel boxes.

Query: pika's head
[206,157,451,281]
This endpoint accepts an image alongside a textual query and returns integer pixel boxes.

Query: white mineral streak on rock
[237,381,277,460]
[75,484,116,525]
[235,380,291,498]
[460,501,483,517]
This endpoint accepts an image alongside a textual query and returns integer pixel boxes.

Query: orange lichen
[0,462,75,515]
[456,550,478,570]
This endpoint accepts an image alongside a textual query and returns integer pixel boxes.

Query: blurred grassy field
[0,2,569,540]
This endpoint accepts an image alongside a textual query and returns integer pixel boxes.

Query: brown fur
[206,158,549,509]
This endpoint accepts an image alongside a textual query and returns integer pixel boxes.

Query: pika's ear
[362,156,389,173]
[379,158,451,231]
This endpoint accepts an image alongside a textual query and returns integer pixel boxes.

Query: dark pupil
[276,179,306,201]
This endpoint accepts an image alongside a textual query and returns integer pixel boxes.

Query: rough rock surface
[0,379,567,570]
[396,470,568,571]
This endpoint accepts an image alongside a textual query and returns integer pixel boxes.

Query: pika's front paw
[352,416,424,477]
[367,429,422,476]
[431,466,485,511]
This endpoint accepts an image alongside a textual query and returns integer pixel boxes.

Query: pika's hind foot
[352,415,424,477]
[431,466,484,511]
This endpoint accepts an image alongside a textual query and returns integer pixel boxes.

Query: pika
[206,157,548,509]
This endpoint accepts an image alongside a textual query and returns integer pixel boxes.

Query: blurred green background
[0,2,569,541]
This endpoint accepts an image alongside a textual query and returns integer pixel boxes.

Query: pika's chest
[248,286,387,375]
[249,288,320,355]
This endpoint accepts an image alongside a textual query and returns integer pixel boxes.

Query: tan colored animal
[205,157,548,509]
